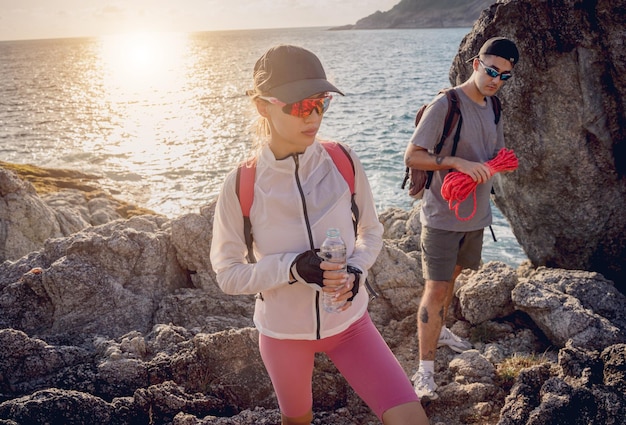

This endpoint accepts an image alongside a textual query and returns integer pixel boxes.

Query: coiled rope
[441,148,518,221]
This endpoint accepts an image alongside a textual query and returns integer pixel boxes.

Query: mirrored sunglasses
[479,59,513,81]
[259,95,332,118]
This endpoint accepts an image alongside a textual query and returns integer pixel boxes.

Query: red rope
[441,148,518,221]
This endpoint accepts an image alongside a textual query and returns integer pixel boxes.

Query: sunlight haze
[0,0,400,41]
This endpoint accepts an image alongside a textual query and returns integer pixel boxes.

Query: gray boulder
[512,268,626,350]
[0,168,62,262]
[457,261,518,325]
[0,215,191,344]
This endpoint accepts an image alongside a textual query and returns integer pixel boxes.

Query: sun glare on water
[76,30,250,216]
[87,31,216,213]
[95,32,205,168]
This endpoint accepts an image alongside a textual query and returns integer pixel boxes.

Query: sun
[125,35,157,70]
[99,32,187,89]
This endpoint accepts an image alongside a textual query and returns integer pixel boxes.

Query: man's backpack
[401,89,501,199]
[236,140,358,264]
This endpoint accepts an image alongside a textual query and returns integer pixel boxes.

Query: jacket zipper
[292,154,322,340]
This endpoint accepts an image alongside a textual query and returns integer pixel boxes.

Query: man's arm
[404,143,492,183]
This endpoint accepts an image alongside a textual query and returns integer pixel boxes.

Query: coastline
[1,158,624,424]
[0,160,158,218]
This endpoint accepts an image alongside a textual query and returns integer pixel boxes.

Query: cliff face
[450,0,626,287]
[332,0,494,29]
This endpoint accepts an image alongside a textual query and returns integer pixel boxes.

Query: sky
[0,0,400,41]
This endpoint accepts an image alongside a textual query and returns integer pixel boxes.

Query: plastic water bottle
[319,228,347,313]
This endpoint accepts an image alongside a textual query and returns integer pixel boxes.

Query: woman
[210,44,429,425]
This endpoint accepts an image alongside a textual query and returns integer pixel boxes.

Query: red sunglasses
[259,95,332,118]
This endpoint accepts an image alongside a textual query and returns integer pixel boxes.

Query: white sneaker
[411,370,439,401]
[438,326,472,353]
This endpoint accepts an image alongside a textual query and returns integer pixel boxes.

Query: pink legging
[259,312,418,420]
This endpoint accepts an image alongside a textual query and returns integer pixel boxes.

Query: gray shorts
[420,226,484,282]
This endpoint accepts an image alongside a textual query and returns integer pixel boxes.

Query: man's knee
[423,279,451,301]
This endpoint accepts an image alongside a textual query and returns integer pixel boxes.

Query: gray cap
[252,45,344,104]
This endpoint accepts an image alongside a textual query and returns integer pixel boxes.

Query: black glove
[346,265,362,301]
[290,250,324,287]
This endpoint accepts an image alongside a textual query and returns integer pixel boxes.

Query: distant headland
[330,0,493,30]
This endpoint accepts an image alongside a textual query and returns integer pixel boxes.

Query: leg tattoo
[419,306,429,324]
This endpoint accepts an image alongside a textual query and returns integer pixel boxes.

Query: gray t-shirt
[409,87,505,231]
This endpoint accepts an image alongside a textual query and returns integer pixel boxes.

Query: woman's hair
[247,68,273,151]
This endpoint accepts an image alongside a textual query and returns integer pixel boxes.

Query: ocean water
[0,27,527,267]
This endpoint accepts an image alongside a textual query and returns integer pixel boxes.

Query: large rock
[0,162,157,263]
[457,261,518,325]
[0,168,63,262]
[511,268,626,350]
[451,0,626,289]
[0,215,192,344]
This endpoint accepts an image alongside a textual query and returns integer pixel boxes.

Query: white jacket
[210,140,383,340]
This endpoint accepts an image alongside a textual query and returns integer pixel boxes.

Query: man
[403,37,520,401]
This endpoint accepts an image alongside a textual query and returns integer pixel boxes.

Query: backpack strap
[237,159,256,218]
[320,140,355,194]
[413,104,428,127]
[491,95,501,125]
[425,88,462,190]
[236,158,257,263]
[320,141,360,231]
[434,89,462,153]
[487,94,502,243]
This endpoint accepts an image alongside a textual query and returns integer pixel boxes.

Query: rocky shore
[2,155,625,425]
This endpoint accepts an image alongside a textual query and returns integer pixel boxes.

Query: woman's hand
[320,261,356,311]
